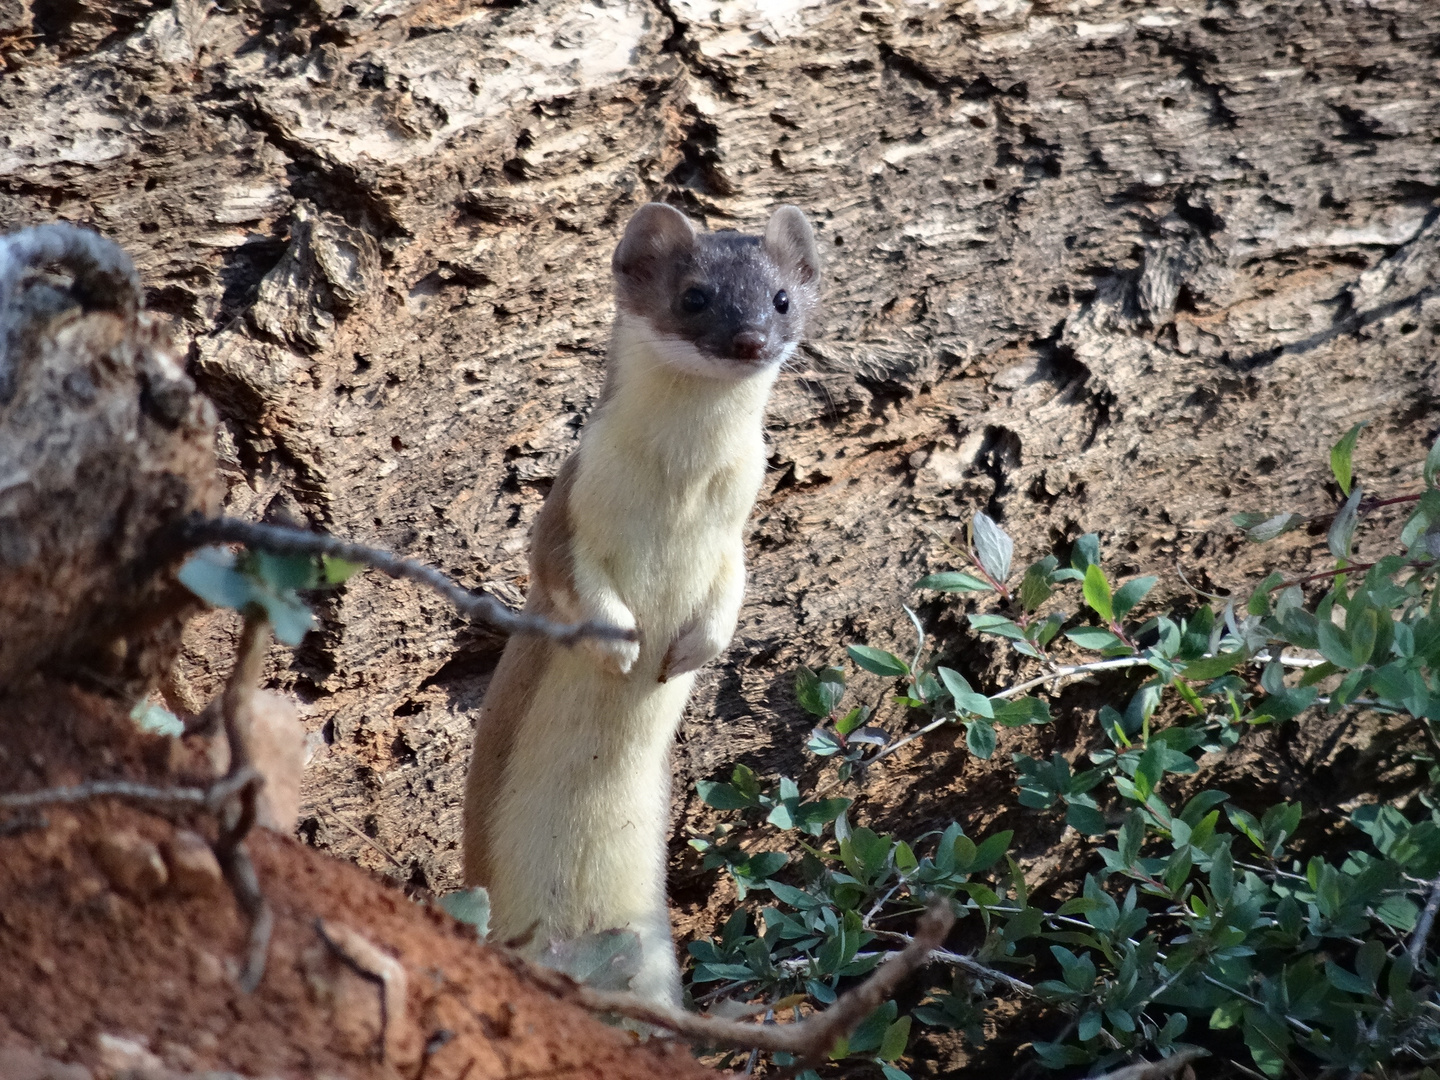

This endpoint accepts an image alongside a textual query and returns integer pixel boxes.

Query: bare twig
[1268,557,1435,593]
[551,902,954,1068]
[315,807,405,869]
[865,930,1037,998]
[213,611,274,993]
[181,515,637,646]
[1089,1049,1204,1080]
[225,840,274,994]
[220,611,269,783]
[0,768,258,814]
[316,918,408,1062]
[1407,873,1440,970]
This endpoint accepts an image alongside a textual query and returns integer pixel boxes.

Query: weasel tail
[462,203,820,1005]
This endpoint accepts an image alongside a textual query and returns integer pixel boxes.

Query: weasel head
[611,203,821,381]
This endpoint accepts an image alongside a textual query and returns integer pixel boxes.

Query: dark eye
[773,290,789,314]
[681,288,708,313]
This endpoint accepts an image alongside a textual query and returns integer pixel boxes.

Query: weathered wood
[1,0,1435,892]
[0,225,219,695]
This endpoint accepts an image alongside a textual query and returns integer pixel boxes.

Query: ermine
[462,202,820,1005]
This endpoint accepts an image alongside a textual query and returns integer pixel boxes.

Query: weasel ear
[764,205,820,286]
[612,203,697,283]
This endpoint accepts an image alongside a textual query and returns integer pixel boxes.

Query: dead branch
[0,768,259,814]
[1408,872,1440,970]
[549,901,954,1069]
[181,516,638,646]
[1089,1049,1205,1080]
[316,918,409,1063]
[212,610,274,993]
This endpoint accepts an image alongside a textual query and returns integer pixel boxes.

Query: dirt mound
[0,680,714,1080]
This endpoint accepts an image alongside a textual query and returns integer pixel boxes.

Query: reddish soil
[0,680,714,1080]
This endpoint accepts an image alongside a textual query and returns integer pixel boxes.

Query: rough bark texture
[2,0,1436,903]
[0,233,219,696]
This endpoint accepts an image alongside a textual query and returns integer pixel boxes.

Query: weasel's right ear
[612,203,697,284]
[764,205,820,286]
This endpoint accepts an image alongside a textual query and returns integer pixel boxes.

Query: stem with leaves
[180,516,637,646]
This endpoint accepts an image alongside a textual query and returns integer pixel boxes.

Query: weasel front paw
[588,632,641,676]
[658,618,728,683]
[578,604,641,675]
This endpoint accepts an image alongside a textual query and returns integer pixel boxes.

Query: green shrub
[685,426,1440,1077]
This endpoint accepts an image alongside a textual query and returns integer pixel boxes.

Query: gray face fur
[611,204,820,377]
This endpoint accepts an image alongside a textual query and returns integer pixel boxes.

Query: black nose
[732,331,765,360]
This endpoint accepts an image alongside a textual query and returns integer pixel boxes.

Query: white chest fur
[477,315,779,1004]
[571,314,778,669]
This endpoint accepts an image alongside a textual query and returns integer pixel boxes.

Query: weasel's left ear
[764,206,820,286]
[613,203,698,284]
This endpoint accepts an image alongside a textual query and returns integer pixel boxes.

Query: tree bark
[0,224,219,696]
[1,0,1434,891]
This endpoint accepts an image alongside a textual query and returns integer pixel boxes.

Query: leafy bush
[685,426,1440,1077]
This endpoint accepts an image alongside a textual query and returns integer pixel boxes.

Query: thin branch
[1407,873,1440,970]
[181,516,637,646]
[316,918,408,1062]
[552,902,954,1068]
[0,768,259,813]
[993,657,1156,700]
[1089,1049,1205,1080]
[224,839,273,994]
[213,611,273,993]
[1269,557,1435,593]
[866,929,1036,997]
[220,611,269,781]
[316,807,405,869]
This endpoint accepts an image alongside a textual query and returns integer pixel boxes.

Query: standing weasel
[462,203,820,1004]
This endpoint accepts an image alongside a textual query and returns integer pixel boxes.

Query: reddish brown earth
[0,681,714,1080]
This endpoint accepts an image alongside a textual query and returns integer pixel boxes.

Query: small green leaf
[972,511,1014,584]
[1019,556,1058,612]
[249,549,321,592]
[1070,533,1101,573]
[1235,512,1305,543]
[697,781,755,810]
[1066,802,1108,835]
[971,830,1012,872]
[1328,486,1363,559]
[537,928,641,992]
[321,555,364,584]
[848,645,910,678]
[1065,627,1127,652]
[992,696,1050,727]
[177,547,255,610]
[1180,651,1246,681]
[796,666,845,717]
[1426,433,1440,488]
[966,720,997,759]
[262,592,315,646]
[1112,575,1157,619]
[835,706,867,736]
[1330,420,1367,495]
[438,887,491,939]
[1083,563,1114,623]
[915,571,994,593]
[878,1016,912,1062]
[129,700,183,737]
[937,667,994,717]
